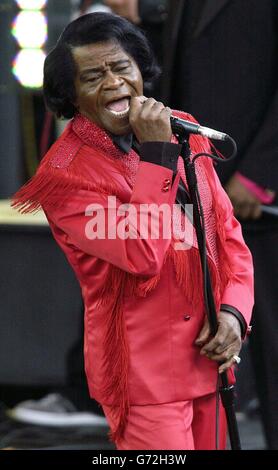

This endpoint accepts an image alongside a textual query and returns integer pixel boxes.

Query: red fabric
[103,393,227,450]
[12,112,254,444]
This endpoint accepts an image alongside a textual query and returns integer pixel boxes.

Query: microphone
[170,116,228,141]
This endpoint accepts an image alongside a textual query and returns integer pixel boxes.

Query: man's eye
[87,76,100,83]
[114,66,129,72]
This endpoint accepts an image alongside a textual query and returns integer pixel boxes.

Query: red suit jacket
[12,112,254,441]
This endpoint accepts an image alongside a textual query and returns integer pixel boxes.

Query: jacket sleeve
[45,161,180,277]
[213,166,254,328]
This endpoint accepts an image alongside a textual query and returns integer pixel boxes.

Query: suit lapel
[194,0,230,37]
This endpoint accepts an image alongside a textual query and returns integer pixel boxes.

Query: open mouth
[105,97,130,118]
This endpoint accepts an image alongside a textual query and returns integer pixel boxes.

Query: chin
[106,121,131,136]
[112,127,132,136]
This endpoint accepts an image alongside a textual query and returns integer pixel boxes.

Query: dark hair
[43,12,160,119]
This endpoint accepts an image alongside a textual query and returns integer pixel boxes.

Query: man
[12,13,253,450]
[103,0,167,98]
[160,0,278,449]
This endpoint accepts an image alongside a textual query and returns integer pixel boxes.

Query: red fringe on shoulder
[11,126,122,214]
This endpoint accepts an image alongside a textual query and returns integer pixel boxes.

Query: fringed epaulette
[12,124,88,214]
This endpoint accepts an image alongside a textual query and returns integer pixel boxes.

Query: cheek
[128,64,144,93]
[130,73,143,94]
[79,89,98,110]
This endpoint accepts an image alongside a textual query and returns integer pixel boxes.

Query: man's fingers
[219,356,237,374]
[129,96,143,111]
[203,345,236,362]
[195,319,211,346]
[234,202,252,219]
[231,197,261,221]
[200,332,226,354]
[129,96,172,143]
[129,96,147,120]
[130,95,147,108]
[160,106,172,119]
[236,202,262,220]
[251,203,262,219]
[140,100,164,118]
[200,328,240,356]
[160,106,172,113]
[130,97,161,119]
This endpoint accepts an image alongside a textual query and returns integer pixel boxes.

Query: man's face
[72,41,144,135]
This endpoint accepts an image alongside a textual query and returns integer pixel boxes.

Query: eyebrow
[80,59,131,79]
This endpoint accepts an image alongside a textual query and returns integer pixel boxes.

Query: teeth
[106,106,130,118]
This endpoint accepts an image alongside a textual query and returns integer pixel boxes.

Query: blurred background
[1,0,277,450]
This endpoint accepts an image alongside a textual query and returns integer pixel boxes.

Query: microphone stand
[176,131,241,450]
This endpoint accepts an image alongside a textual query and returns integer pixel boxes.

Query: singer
[12,13,254,450]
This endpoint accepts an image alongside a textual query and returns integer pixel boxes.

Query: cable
[215,373,221,450]
[192,134,237,164]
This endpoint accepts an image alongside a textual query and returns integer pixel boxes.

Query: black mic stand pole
[176,130,241,450]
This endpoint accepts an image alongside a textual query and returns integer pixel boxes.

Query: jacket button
[184,315,191,321]
[162,178,171,192]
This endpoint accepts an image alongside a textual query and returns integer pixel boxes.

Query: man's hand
[195,311,242,374]
[225,174,262,220]
[129,96,172,143]
[104,0,140,23]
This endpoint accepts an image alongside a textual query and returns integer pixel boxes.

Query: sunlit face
[72,41,144,135]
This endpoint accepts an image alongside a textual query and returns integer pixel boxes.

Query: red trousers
[103,392,227,450]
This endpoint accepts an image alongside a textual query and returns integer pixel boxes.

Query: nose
[103,70,124,90]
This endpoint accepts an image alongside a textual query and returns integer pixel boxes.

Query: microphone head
[170,116,228,141]
[198,126,228,141]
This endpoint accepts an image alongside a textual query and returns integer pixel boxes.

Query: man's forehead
[73,41,129,64]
